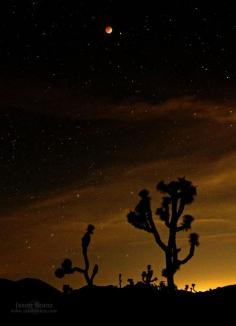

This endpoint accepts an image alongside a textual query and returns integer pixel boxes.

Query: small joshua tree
[127,278,135,287]
[141,265,158,286]
[55,224,98,287]
[191,283,196,292]
[119,273,122,288]
[127,178,200,291]
[159,281,166,291]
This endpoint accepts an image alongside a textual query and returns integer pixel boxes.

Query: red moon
[105,26,113,34]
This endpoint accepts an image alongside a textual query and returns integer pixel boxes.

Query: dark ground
[0,277,235,322]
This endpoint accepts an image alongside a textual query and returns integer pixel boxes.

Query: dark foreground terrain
[0,278,235,322]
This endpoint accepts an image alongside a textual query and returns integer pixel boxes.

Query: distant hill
[0,278,61,318]
[0,278,235,321]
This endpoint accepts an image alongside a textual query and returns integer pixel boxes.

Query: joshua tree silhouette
[127,178,200,291]
[55,224,98,286]
[191,283,196,292]
[127,278,135,287]
[141,265,158,286]
[158,280,166,291]
[185,284,189,291]
[119,273,122,288]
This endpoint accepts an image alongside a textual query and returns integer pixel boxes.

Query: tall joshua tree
[55,224,98,287]
[127,178,200,291]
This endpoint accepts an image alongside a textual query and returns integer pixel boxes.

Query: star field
[0,1,235,96]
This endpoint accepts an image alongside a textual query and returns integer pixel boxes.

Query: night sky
[0,1,236,291]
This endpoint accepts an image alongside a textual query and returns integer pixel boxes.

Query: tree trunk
[165,253,175,291]
[167,273,175,291]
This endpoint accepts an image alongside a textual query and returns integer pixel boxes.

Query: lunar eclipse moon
[105,25,113,34]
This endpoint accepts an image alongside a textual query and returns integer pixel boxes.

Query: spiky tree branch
[55,224,98,287]
[127,189,167,251]
[148,212,167,251]
[178,233,200,265]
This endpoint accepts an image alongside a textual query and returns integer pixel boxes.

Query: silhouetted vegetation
[55,224,98,286]
[127,178,200,290]
[1,277,236,321]
[124,264,166,290]
[141,265,158,286]
[3,178,234,321]
[191,283,196,292]
[119,273,122,288]
[127,278,135,287]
